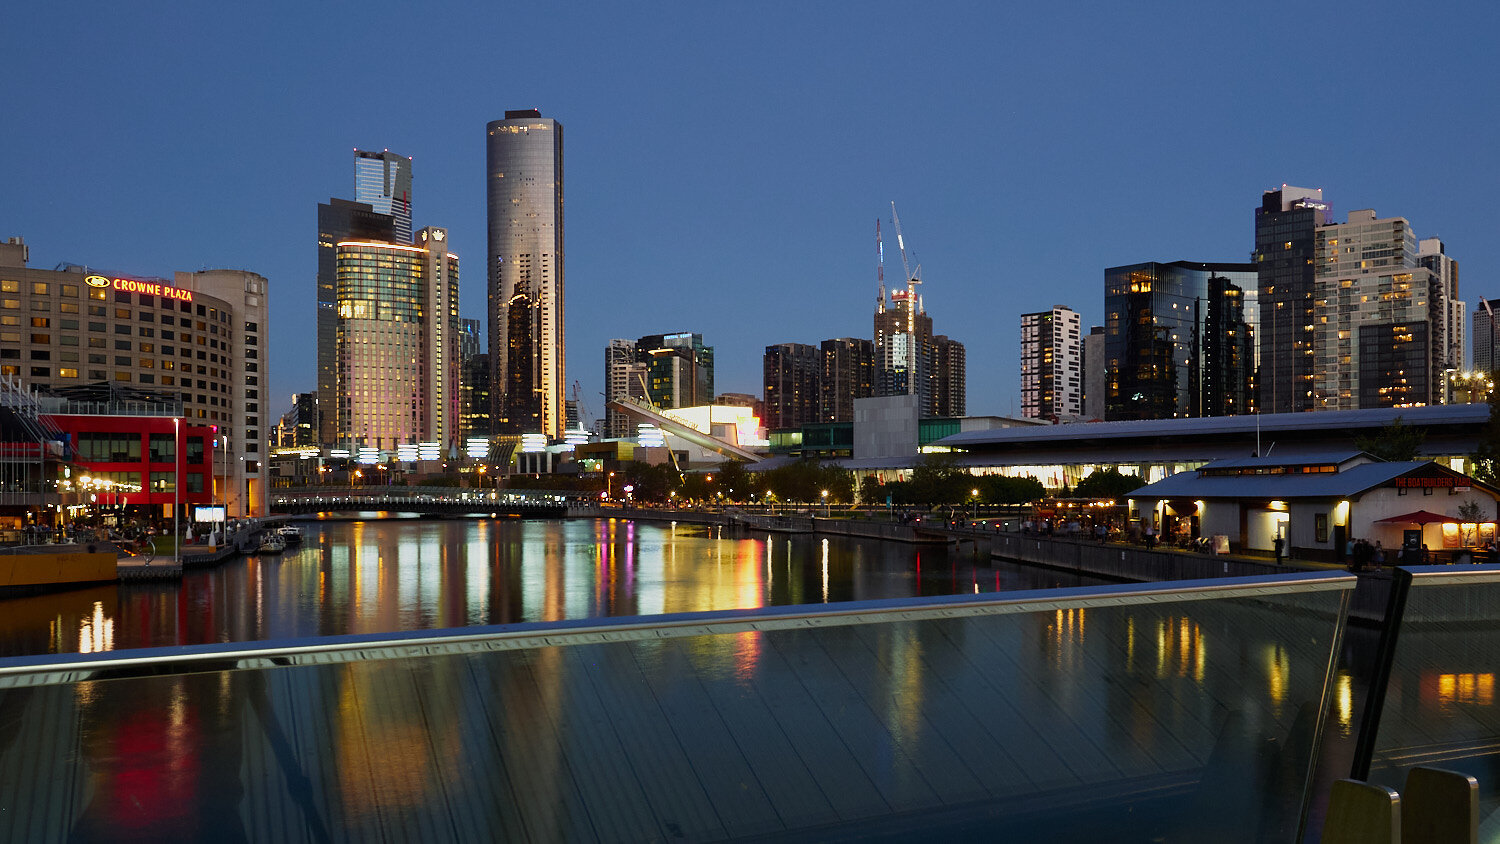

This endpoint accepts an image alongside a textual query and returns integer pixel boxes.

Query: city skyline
[4,2,1498,421]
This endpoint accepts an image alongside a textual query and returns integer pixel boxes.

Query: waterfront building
[1104,261,1257,420]
[334,226,460,453]
[763,342,820,430]
[1312,210,1458,410]
[1476,299,1500,373]
[487,108,565,439]
[353,149,413,244]
[0,237,269,515]
[934,403,1489,490]
[1255,185,1332,414]
[1130,451,1500,562]
[316,198,397,444]
[1083,325,1105,420]
[42,385,217,522]
[1020,306,1081,420]
[819,337,873,423]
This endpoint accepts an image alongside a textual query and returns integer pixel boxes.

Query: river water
[0,516,1106,658]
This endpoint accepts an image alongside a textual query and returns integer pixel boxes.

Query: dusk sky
[5,1,1497,422]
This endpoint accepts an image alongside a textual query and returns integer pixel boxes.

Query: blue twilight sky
[4,1,1498,421]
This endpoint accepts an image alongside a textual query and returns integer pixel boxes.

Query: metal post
[173,417,180,567]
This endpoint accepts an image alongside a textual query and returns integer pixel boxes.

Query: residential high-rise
[334,226,460,451]
[1020,306,1082,420]
[1312,210,1459,410]
[1476,300,1500,373]
[1254,185,1331,414]
[933,335,966,417]
[487,109,565,439]
[819,337,874,423]
[1420,237,1465,377]
[603,339,644,438]
[354,150,413,244]
[316,198,396,445]
[1104,262,1257,420]
[1083,325,1105,419]
[763,343,821,429]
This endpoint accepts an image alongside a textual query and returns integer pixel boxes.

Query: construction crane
[888,201,923,397]
[570,380,594,432]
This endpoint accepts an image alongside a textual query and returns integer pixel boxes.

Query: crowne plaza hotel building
[0,237,270,516]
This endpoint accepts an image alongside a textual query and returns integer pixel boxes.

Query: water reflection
[2,518,1079,658]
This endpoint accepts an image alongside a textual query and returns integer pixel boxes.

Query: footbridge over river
[270,486,600,518]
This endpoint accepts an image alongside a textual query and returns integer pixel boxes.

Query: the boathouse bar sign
[1394,476,1466,490]
[85,274,193,302]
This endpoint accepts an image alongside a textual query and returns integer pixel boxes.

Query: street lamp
[821,489,829,518]
[971,488,980,523]
[607,471,615,500]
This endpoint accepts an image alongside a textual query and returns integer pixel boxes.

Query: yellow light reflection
[1336,672,1353,734]
[1153,616,1204,682]
[1265,643,1289,705]
[1434,673,1494,707]
[78,600,114,654]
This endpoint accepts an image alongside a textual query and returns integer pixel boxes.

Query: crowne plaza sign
[85,275,193,303]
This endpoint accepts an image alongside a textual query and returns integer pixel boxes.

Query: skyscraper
[354,149,413,243]
[874,284,933,413]
[1104,262,1257,420]
[1254,185,1331,414]
[316,198,396,444]
[1477,300,1500,373]
[1313,210,1459,410]
[1020,306,1082,420]
[487,109,565,439]
[334,227,460,451]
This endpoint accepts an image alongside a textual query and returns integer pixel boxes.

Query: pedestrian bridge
[1,567,1496,841]
[270,486,597,518]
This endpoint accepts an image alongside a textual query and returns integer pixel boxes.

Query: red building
[46,413,216,519]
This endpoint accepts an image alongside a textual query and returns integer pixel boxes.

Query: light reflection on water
[0,517,1073,658]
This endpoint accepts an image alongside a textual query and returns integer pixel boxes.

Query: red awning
[1374,510,1455,526]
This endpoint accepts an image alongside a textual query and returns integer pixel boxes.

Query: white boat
[276,524,304,543]
[257,534,287,554]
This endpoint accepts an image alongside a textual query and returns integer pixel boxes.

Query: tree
[976,474,1046,504]
[1072,468,1145,502]
[714,459,752,501]
[1355,416,1426,462]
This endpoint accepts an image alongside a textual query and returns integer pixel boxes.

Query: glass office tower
[1105,261,1257,420]
[1254,186,1331,414]
[354,150,413,244]
[487,109,565,439]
